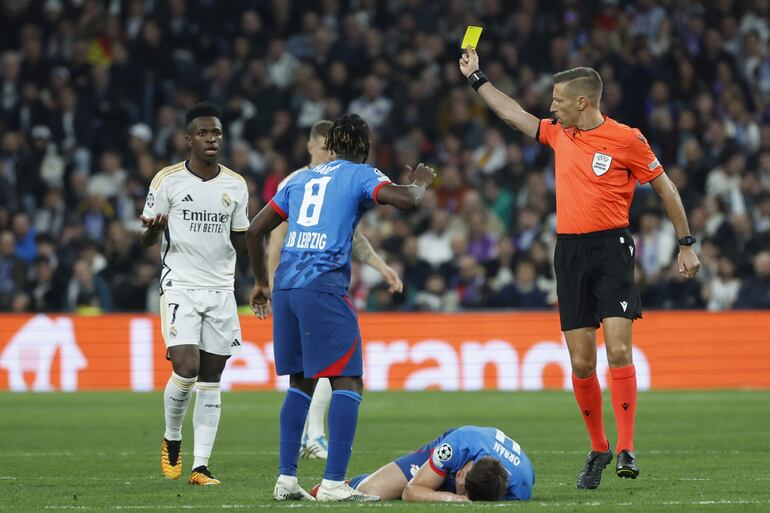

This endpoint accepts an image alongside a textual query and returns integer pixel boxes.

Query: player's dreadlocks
[326,113,371,162]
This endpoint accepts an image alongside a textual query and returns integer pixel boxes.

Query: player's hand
[406,163,436,188]
[140,213,168,232]
[459,46,479,78]
[678,247,700,279]
[381,265,403,294]
[445,494,471,502]
[250,284,272,319]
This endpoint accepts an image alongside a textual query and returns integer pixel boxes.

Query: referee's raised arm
[459,47,539,139]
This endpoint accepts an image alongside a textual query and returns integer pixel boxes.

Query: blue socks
[278,387,311,476]
[324,390,362,481]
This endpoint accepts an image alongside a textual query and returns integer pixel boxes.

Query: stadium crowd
[0,0,769,313]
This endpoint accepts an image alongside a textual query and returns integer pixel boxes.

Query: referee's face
[550,83,578,128]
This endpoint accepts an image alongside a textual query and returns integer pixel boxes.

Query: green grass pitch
[1,390,768,512]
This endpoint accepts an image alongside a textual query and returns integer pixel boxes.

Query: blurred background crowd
[1,0,769,314]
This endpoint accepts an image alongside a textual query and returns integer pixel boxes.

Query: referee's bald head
[553,67,603,106]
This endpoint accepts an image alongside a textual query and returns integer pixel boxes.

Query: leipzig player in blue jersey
[247,113,436,502]
[314,426,534,502]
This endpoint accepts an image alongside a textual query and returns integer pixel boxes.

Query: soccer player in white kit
[140,103,249,486]
[266,120,403,460]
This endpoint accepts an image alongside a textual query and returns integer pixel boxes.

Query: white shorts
[160,289,242,356]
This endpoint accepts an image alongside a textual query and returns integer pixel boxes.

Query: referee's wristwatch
[678,235,696,246]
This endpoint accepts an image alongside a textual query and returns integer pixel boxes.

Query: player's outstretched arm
[649,172,701,279]
[246,205,284,318]
[138,213,168,248]
[402,463,469,502]
[352,229,403,293]
[375,163,436,211]
[459,47,539,139]
[266,222,289,290]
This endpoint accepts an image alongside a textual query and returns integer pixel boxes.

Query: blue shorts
[272,288,363,378]
[393,429,456,483]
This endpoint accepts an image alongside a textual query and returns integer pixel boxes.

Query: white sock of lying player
[192,382,221,469]
[306,378,332,441]
[164,372,196,441]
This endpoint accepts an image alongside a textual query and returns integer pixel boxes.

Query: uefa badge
[221,192,232,207]
[169,325,177,338]
[436,443,453,461]
[146,192,154,208]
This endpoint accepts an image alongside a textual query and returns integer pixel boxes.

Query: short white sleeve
[231,182,249,231]
[142,177,170,218]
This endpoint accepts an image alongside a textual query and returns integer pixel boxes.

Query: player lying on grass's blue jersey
[311,426,535,502]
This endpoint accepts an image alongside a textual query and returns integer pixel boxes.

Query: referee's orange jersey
[537,115,664,234]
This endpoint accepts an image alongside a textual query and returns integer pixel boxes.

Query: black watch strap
[467,70,488,91]
[678,235,696,246]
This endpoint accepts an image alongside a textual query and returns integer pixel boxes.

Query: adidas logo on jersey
[231,339,241,348]
[182,194,194,202]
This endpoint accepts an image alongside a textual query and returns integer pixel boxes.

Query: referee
[460,48,700,489]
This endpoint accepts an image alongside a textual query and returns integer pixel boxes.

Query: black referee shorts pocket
[616,235,635,267]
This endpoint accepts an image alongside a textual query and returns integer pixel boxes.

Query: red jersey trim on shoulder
[428,449,448,476]
[372,181,391,204]
[268,200,287,220]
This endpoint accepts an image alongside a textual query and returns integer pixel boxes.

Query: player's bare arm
[230,231,247,256]
[459,47,539,139]
[402,463,469,502]
[352,230,403,293]
[246,206,284,319]
[375,163,436,210]
[266,221,289,290]
[649,173,701,279]
[139,213,168,247]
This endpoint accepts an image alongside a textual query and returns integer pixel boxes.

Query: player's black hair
[185,102,221,129]
[464,456,508,501]
[326,113,371,162]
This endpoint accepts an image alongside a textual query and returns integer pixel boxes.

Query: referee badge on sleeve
[591,152,613,176]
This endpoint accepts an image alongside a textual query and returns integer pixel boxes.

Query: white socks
[192,381,221,469]
[304,378,332,440]
[163,372,196,441]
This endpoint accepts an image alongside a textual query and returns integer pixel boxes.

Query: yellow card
[460,26,483,50]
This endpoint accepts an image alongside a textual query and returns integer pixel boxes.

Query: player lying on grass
[311,426,534,502]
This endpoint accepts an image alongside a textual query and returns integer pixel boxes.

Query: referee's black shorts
[554,227,642,331]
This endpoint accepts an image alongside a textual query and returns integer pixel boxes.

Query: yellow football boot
[188,466,221,485]
[161,438,182,480]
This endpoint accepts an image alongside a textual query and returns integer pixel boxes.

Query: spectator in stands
[0,1,767,313]
[735,250,770,308]
[417,210,454,267]
[64,258,112,312]
[492,258,548,309]
[0,230,26,308]
[703,255,742,311]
